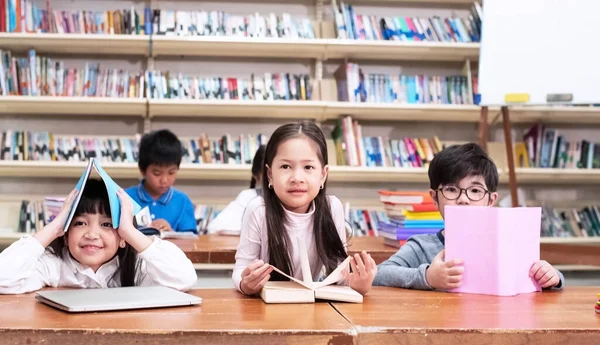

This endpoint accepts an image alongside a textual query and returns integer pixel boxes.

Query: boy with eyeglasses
[373,143,564,291]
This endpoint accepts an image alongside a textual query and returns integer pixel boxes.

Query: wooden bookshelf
[151,36,326,59]
[0,33,149,56]
[508,106,600,124]
[515,168,600,184]
[0,96,147,116]
[148,99,326,119]
[344,0,475,4]
[324,40,480,62]
[322,103,482,122]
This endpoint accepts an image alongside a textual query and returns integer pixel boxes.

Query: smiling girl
[0,179,197,294]
[232,121,377,296]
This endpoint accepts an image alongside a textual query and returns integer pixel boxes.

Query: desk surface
[0,289,354,345]
[333,286,600,345]
[170,235,397,265]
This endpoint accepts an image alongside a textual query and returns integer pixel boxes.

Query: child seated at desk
[126,129,197,233]
[373,143,564,291]
[233,121,377,296]
[206,145,266,235]
[0,179,198,294]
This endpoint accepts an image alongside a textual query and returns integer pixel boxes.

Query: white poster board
[478,0,600,106]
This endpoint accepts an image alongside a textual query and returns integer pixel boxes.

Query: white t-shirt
[232,195,347,292]
[206,189,261,234]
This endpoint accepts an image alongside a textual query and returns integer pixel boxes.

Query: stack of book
[377,190,443,248]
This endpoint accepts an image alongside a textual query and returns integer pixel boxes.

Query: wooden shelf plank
[0,161,432,183]
[541,237,600,244]
[515,168,600,184]
[0,96,147,116]
[151,36,326,59]
[148,99,326,119]
[324,40,480,62]
[322,103,482,122]
[506,106,600,124]
[0,33,149,56]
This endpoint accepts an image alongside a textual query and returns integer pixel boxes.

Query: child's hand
[34,189,78,247]
[150,219,172,232]
[240,260,273,295]
[116,189,137,237]
[530,260,561,288]
[425,249,464,290]
[348,251,377,295]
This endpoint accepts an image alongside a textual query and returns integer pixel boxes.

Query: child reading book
[0,165,197,294]
[232,121,377,296]
[373,143,564,291]
[126,129,197,233]
[207,145,266,235]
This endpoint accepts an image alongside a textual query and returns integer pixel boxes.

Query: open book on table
[260,236,363,304]
[64,158,142,231]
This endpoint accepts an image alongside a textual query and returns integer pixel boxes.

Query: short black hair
[138,129,182,173]
[428,143,498,192]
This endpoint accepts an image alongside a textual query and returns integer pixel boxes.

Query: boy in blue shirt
[126,129,197,233]
[373,143,564,291]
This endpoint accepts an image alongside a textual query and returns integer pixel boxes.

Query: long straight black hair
[262,121,347,280]
[250,145,266,189]
[48,179,141,286]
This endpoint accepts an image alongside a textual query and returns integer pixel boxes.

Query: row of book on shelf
[1,49,476,104]
[0,130,270,165]
[331,115,444,168]
[332,1,482,43]
[519,124,600,170]
[335,62,473,105]
[2,0,481,43]
[15,190,594,245]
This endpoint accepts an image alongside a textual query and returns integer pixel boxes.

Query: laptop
[35,286,203,313]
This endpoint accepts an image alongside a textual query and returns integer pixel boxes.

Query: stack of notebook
[377,190,444,248]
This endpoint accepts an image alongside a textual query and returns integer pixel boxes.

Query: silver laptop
[35,286,202,313]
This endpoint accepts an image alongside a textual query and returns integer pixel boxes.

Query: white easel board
[478,0,600,106]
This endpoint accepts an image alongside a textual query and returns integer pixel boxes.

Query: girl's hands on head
[35,188,78,247]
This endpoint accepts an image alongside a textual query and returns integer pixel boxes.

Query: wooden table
[0,289,355,345]
[169,235,398,265]
[333,286,600,345]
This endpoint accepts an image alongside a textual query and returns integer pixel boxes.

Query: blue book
[64,158,142,231]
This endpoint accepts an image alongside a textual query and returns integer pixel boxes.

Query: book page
[313,256,350,289]
[296,235,314,286]
[269,265,313,290]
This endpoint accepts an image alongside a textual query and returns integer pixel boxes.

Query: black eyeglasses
[437,185,490,202]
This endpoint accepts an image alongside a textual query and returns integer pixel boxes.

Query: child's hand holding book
[425,249,464,290]
[240,260,274,295]
[530,260,561,288]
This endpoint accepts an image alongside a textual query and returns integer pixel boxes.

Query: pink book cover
[444,206,542,296]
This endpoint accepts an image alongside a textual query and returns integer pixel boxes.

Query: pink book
[444,206,542,296]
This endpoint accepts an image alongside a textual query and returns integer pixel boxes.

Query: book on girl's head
[63,158,142,231]
[444,206,542,297]
[260,236,363,304]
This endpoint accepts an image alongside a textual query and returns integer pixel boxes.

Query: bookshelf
[2,0,599,253]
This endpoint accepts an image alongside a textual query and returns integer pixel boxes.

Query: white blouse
[0,235,198,294]
[206,188,260,234]
[232,195,347,292]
